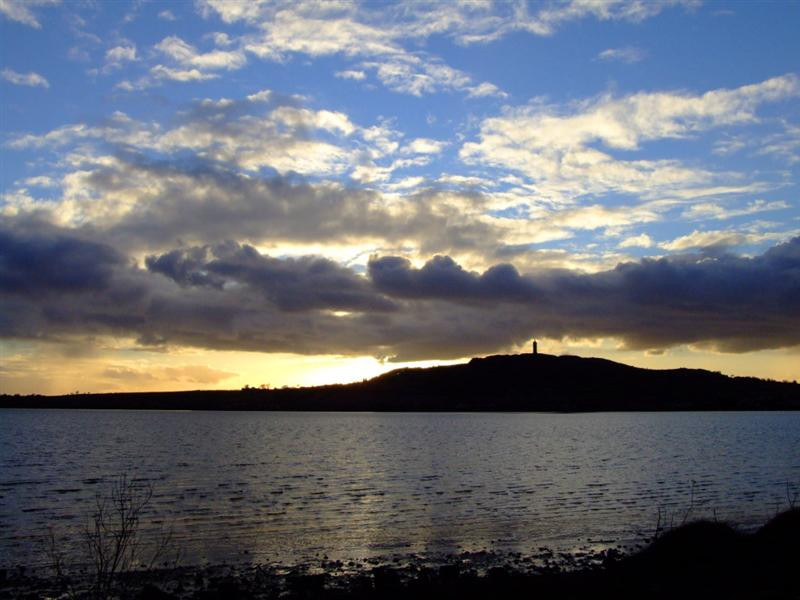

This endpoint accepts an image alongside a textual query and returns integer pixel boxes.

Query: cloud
[681,199,790,221]
[198,0,695,41]
[145,241,397,313]
[359,52,505,98]
[367,238,800,356]
[103,44,138,72]
[335,69,367,81]
[149,65,219,83]
[712,121,800,164]
[403,138,447,155]
[369,255,537,303]
[5,84,797,317]
[188,1,693,100]
[3,214,799,360]
[1,68,50,88]
[470,74,799,154]
[4,92,372,180]
[467,81,507,98]
[460,74,800,202]
[619,233,654,248]
[200,2,505,98]
[3,92,453,214]
[116,35,247,90]
[659,228,794,251]
[0,220,127,294]
[22,175,56,187]
[241,9,400,60]
[515,0,699,37]
[103,364,236,385]
[2,101,498,258]
[0,0,58,28]
[757,121,800,164]
[106,45,137,63]
[155,35,246,71]
[72,161,496,256]
[596,46,645,63]
[158,9,176,21]
[196,0,272,24]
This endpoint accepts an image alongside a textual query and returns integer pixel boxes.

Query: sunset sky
[1,0,799,394]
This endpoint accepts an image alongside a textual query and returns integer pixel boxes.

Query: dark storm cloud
[146,241,397,312]
[369,255,537,302]
[0,220,127,294]
[368,238,800,354]
[2,215,799,360]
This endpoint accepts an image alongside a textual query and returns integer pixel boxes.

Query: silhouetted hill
[2,354,799,411]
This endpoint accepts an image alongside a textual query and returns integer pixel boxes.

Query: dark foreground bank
[2,508,798,600]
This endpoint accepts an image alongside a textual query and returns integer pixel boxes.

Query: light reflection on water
[1,409,798,567]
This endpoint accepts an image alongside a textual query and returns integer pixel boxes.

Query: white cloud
[5,94,385,180]
[106,45,137,63]
[659,228,795,251]
[243,12,399,59]
[436,174,489,188]
[757,122,800,164]
[713,135,747,156]
[209,32,231,46]
[460,75,800,202]
[158,9,176,21]
[103,44,138,72]
[22,175,57,187]
[467,81,507,98]
[712,122,800,164]
[115,35,246,90]
[246,89,272,103]
[1,68,50,88]
[196,0,272,24]
[384,176,426,191]
[335,69,367,81]
[270,106,356,136]
[155,35,246,71]
[0,0,58,28]
[150,65,218,82]
[472,75,799,154]
[552,203,660,231]
[682,200,790,221]
[115,80,136,91]
[619,233,654,248]
[596,46,645,63]
[403,138,448,155]
[361,53,502,98]
[201,4,505,98]
[360,123,402,156]
[528,0,699,36]
[660,230,747,250]
[198,0,695,42]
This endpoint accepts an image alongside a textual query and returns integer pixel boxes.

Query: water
[1,409,799,568]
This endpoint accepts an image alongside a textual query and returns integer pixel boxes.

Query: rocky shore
[2,508,798,600]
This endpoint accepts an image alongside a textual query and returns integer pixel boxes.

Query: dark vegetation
[2,508,799,599]
[2,353,799,411]
[44,475,180,600]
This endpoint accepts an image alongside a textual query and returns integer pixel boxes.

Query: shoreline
[3,354,799,413]
[2,508,798,599]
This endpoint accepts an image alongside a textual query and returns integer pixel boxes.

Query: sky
[1,0,799,395]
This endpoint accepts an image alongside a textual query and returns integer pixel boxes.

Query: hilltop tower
[532,340,538,355]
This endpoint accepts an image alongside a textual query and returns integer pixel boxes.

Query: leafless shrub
[45,474,180,599]
[786,481,798,509]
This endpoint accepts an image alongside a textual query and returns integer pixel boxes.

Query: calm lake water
[1,409,799,568]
